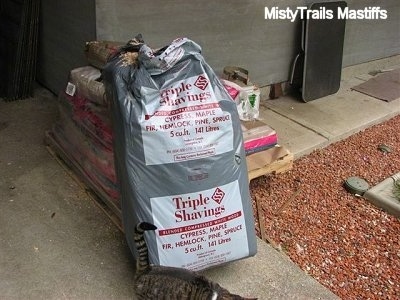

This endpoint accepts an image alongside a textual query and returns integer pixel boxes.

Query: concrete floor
[0,90,338,300]
[0,91,137,299]
[1,56,399,299]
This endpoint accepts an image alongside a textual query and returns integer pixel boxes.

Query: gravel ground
[250,114,400,299]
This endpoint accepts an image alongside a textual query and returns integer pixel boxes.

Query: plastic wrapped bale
[103,37,257,271]
[68,66,108,107]
[85,40,124,70]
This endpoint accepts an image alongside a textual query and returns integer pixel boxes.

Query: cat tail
[134,222,157,273]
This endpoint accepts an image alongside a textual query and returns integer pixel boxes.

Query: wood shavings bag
[104,37,257,271]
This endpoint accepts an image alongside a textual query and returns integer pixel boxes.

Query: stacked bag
[51,41,123,206]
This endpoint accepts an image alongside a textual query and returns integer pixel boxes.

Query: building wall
[37,0,96,94]
[36,1,399,93]
[96,0,400,87]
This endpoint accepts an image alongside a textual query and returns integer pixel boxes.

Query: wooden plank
[246,145,293,182]
[247,145,293,249]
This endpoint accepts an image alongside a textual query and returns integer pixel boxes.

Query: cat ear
[138,222,157,231]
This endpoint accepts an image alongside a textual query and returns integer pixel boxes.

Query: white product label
[65,82,76,96]
[141,74,233,165]
[150,180,249,271]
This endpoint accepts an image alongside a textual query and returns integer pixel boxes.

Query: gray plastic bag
[104,37,257,271]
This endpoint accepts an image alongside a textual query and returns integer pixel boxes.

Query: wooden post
[269,83,283,99]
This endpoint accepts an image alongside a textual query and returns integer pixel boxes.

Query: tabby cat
[133,222,257,300]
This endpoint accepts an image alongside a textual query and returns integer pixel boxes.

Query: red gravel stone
[250,114,400,299]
